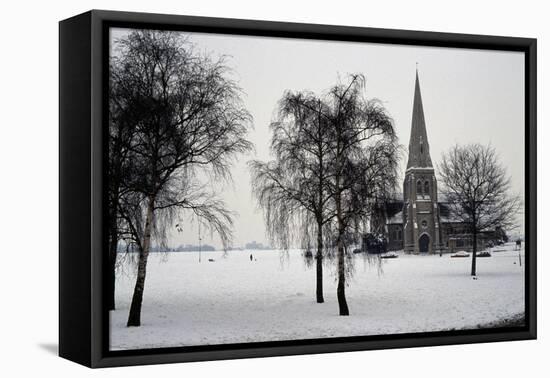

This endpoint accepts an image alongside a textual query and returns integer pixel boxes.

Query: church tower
[403,70,442,254]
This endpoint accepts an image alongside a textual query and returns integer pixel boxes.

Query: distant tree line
[244,241,272,250]
[118,244,218,253]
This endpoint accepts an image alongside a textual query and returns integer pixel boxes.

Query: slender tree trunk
[315,101,325,304]
[336,194,349,316]
[107,180,121,311]
[108,133,123,311]
[315,220,324,303]
[336,239,349,315]
[334,125,349,316]
[107,175,120,311]
[127,194,156,327]
[471,230,477,276]
[108,216,118,311]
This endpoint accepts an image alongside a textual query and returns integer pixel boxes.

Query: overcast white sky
[111,28,525,249]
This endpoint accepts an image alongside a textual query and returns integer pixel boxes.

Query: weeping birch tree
[250,93,333,303]
[110,30,252,327]
[252,74,399,315]
[323,74,399,315]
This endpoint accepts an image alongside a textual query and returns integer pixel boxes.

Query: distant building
[245,241,271,250]
[174,244,216,252]
[369,71,501,254]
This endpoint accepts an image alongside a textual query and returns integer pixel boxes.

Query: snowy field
[110,243,525,350]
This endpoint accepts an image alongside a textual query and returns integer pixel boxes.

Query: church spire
[406,68,433,169]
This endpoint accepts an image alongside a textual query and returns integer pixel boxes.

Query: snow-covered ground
[110,243,525,350]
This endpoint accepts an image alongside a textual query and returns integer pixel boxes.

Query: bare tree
[252,74,399,315]
[107,50,148,310]
[110,30,253,327]
[323,74,398,315]
[439,144,521,276]
[250,93,333,303]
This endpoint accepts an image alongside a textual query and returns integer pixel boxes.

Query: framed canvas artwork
[59,10,536,368]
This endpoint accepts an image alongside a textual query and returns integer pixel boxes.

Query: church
[369,70,503,254]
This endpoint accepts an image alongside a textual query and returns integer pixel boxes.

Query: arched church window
[424,181,430,196]
[416,180,422,195]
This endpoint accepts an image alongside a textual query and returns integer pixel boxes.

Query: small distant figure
[250,254,253,261]
[208,258,215,262]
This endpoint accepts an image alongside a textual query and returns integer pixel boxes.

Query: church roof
[386,211,403,225]
[406,70,433,169]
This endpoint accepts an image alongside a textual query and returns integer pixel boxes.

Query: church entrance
[419,234,430,253]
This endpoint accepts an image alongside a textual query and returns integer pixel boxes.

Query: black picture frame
[59,9,537,368]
